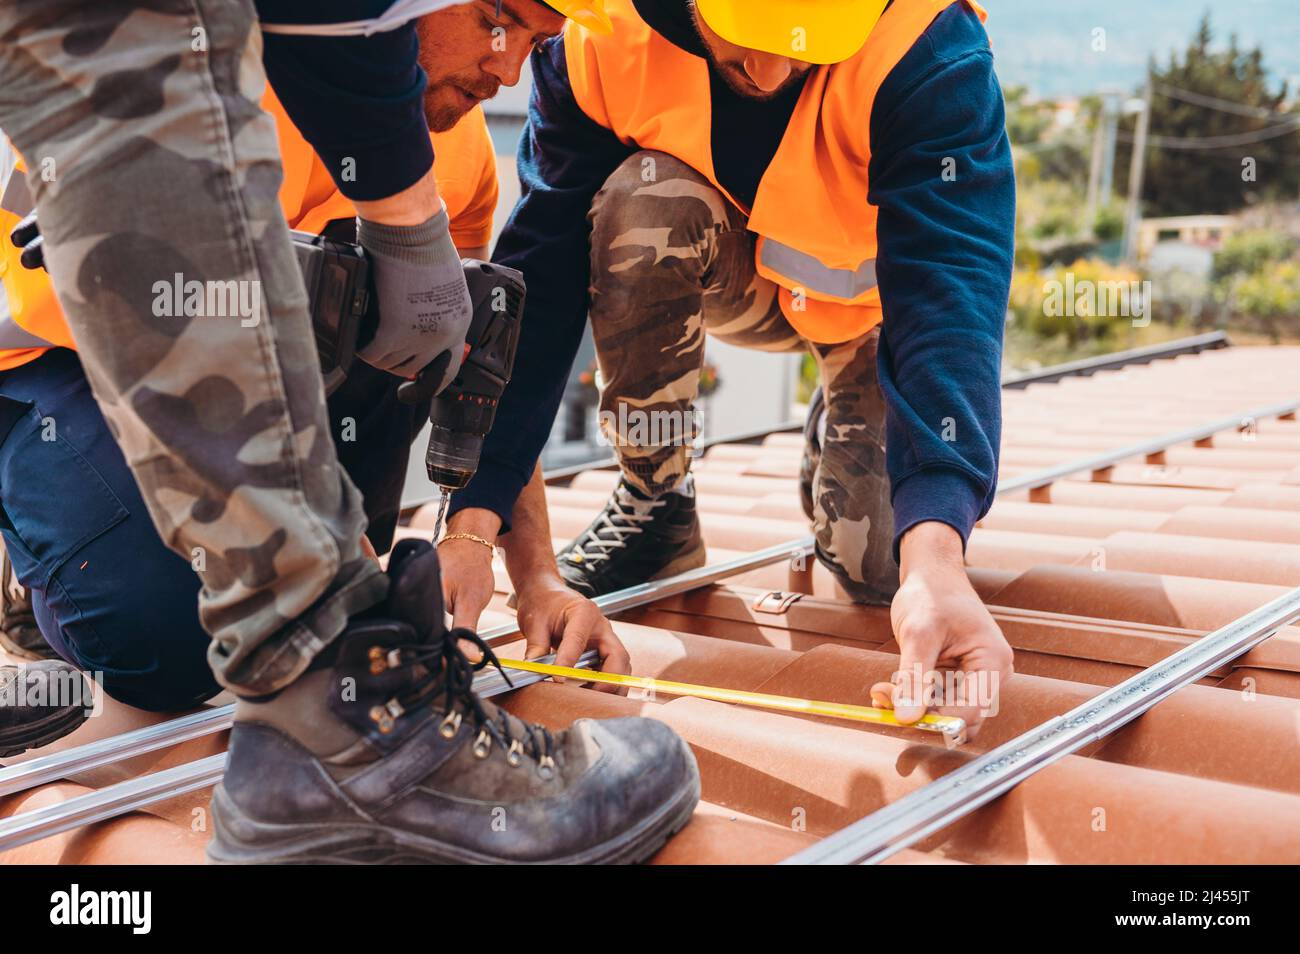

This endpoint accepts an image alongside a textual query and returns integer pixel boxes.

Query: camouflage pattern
[588,150,898,604]
[0,537,56,659]
[0,0,386,694]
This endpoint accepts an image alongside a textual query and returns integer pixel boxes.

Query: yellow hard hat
[545,0,614,34]
[694,0,888,64]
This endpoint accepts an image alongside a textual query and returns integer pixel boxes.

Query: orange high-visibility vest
[566,0,987,344]
[0,91,497,372]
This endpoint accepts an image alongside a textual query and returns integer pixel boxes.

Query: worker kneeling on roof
[447,0,1017,734]
[0,0,699,865]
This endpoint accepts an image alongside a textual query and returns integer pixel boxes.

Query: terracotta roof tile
[4,343,1300,864]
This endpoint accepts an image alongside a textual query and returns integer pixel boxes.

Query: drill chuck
[425,425,482,491]
[422,260,526,490]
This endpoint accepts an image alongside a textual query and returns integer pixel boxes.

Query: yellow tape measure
[497,658,966,742]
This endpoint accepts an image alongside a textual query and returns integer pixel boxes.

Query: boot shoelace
[568,488,666,568]
[387,629,558,777]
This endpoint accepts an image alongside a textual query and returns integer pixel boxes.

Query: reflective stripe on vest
[0,296,54,349]
[566,0,988,343]
[758,237,878,302]
[0,141,57,353]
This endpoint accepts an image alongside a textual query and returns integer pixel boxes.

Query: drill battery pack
[290,229,373,395]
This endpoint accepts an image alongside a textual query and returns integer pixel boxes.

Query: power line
[1154,82,1298,121]
[1117,116,1300,150]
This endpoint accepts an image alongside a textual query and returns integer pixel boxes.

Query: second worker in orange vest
[447,0,1018,737]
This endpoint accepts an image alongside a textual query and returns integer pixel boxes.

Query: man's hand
[355,206,472,391]
[870,521,1013,739]
[444,470,633,692]
[515,575,631,693]
[440,536,499,631]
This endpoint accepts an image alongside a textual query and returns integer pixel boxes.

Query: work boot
[0,545,57,661]
[0,660,93,758]
[799,386,825,523]
[208,539,700,864]
[557,475,705,598]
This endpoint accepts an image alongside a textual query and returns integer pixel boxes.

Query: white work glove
[356,205,472,394]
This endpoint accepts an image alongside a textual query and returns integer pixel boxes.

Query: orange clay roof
[3,343,1300,864]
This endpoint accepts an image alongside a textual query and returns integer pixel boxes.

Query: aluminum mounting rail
[1000,330,1230,389]
[783,583,1300,865]
[0,536,814,799]
[0,650,600,855]
[997,397,1300,495]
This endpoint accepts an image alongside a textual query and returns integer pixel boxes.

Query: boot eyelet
[473,730,492,759]
[439,710,463,738]
[368,646,386,675]
[370,705,395,734]
[506,739,523,767]
[536,754,556,780]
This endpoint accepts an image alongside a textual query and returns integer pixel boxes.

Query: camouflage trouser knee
[0,0,386,694]
[588,150,899,604]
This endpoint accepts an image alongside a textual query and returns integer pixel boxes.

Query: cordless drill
[295,234,526,534]
[396,259,526,487]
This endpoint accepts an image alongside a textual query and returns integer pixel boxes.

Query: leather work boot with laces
[208,539,700,864]
[0,660,93,758]
[556,476,705,598]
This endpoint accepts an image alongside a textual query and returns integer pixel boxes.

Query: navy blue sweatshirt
[452,0,1015,558]
[256,1,432,201]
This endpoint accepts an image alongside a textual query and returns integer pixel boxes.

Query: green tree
[1116,12,1300,216]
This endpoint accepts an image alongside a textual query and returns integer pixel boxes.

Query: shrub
[1010,259,1146,345]
[1211,230,1294,282]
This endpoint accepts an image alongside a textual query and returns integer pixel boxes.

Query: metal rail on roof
[0,538,814,800]
[2,385,1296,852]
[1000,330,1230,389]
[783,583,1300,866]
[0,649,602,854]
[998,397,1300,495]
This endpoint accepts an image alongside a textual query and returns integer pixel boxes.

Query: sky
[984,0,1300,97]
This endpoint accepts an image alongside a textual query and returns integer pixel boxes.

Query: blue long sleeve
[256,1,432,201]
[869,5,1015,556]
[448,37,633,531]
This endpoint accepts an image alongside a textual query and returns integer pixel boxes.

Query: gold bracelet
[437,531,496,552]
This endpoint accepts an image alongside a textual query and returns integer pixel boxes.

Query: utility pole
[1085,100,1105,231]
[1099,92,1119,205]
[1122,74,1153,262]
[1085,91,1120,235]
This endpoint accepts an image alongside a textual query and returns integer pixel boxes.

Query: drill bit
[430,487,451,542]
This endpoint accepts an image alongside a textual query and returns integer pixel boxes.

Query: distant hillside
[984,1,1300,96]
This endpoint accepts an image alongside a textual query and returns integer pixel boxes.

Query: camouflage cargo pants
[0,0,386,694]
[588,151,899,604]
